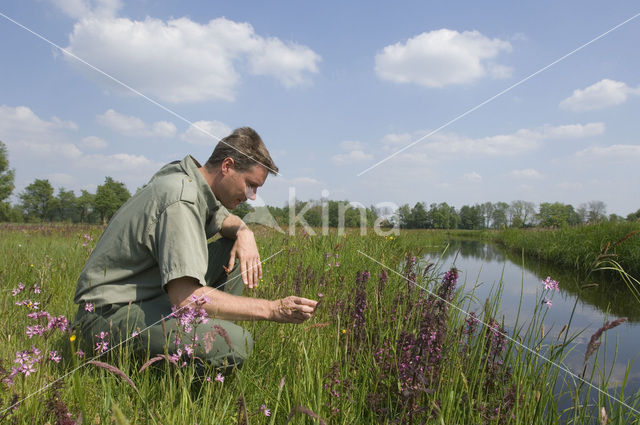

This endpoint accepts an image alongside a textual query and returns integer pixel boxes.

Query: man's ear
[221,157,235,175]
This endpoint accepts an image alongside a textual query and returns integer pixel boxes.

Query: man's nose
[245,186,257,200]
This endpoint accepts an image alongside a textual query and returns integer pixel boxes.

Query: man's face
[217,163,268,210]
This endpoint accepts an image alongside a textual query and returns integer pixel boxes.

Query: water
[420,239,640,412]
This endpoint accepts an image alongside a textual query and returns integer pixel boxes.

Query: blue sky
[1,1,639,215]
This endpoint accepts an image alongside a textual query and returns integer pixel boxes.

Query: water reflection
[422,239,640,322]
[420,239,640,397]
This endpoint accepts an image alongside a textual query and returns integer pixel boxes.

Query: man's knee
[199,321,253,368]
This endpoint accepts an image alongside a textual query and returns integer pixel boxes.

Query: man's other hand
[269,296,318,324]
[228,227,262,289]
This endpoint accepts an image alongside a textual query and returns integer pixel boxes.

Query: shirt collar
[179,155,220,212]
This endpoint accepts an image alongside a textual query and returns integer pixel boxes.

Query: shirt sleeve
[153,201,209,289]
[206,202,231,236]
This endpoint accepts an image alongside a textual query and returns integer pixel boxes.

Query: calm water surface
[421,239,640,405]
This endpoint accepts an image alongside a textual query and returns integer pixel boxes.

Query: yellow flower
[30,264,34,268]
[70,335,77,342]
[341,329,347,334]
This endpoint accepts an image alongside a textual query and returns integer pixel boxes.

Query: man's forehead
[243,164,268,182]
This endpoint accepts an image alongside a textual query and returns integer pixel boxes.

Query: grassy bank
[1,225,638,424]
[492,222,640,280]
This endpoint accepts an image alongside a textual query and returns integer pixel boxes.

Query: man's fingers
[225,258,235,275]
[239,261,249,286]
[294,297,318,307]
[252,259,259,287]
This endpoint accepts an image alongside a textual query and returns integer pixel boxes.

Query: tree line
[394,200,637,230]
[1,140,639,227]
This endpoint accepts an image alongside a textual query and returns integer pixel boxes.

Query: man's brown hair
[205,127,279,175]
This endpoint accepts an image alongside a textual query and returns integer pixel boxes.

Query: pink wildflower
[544,298,552,308]
[84,302,94,312]
[25,325,45,338]
[49,350,62,363]
[94,331,109,354]
[542,276,559,291]
[215,373,224,383]
[11,282,25,296]
[260,404,271,416]
[16,299,40,310]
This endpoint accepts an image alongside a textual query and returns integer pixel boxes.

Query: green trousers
[73,238,253,371]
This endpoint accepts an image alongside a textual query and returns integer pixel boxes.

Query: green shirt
[74,156,230,308]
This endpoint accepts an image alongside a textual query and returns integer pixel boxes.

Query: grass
[0,224,639,424]
[492,222,640,279]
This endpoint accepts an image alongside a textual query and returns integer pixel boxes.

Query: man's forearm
[168,277,272,321]
[220,214,250,239]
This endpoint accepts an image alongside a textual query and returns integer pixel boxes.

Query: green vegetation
[1,225,638,424]
[493,221,640,279]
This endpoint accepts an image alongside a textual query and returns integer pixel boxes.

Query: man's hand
[269,296,318,324]
[228,227,262,288]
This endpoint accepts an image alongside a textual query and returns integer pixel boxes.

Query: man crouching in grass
[73,127,317,373]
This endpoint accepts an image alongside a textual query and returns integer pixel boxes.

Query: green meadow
[1,224,639,424]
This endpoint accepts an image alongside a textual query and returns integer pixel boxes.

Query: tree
[232,202,252,218]
[459,204,483,229]
[491,202,509,229]
[608,213,623,223]
[55,188,78,222]
[480,202,495,228]
[428,202,458,229]
[537,202,580,227]
[0,141,15,221]
[94,177,131,223]
[410,202,429,228]
[509,200,536,228]
[576,204,588,224]
[587,200,606,223]
[627,208,640,222]
[77,190,95,223]
[20,179,55,221]
[397,204,412,229]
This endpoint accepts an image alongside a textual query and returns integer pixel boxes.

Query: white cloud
[379,122,604,157]
[556,182,584,191]
[63,15,321,103]
[97,109,176,138]
[539,122,605,138]
[375,29,512,87]
[81,152,160,172]
[0,105,161,192]
[50,0,122,19]
[560,79,640,112]
[180,121,232,145]
[339,140,366,150]
[0,105,77,138]
[573,144,640,161]
[290,177,321,185]
[0,106,81,161]
[332,150,374,164]
[248,38,321,87]
[81,135,108,149]
[333,139,375,165]
[47,173,75,187]
[511,168,542,179]
[462,171,482,182]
